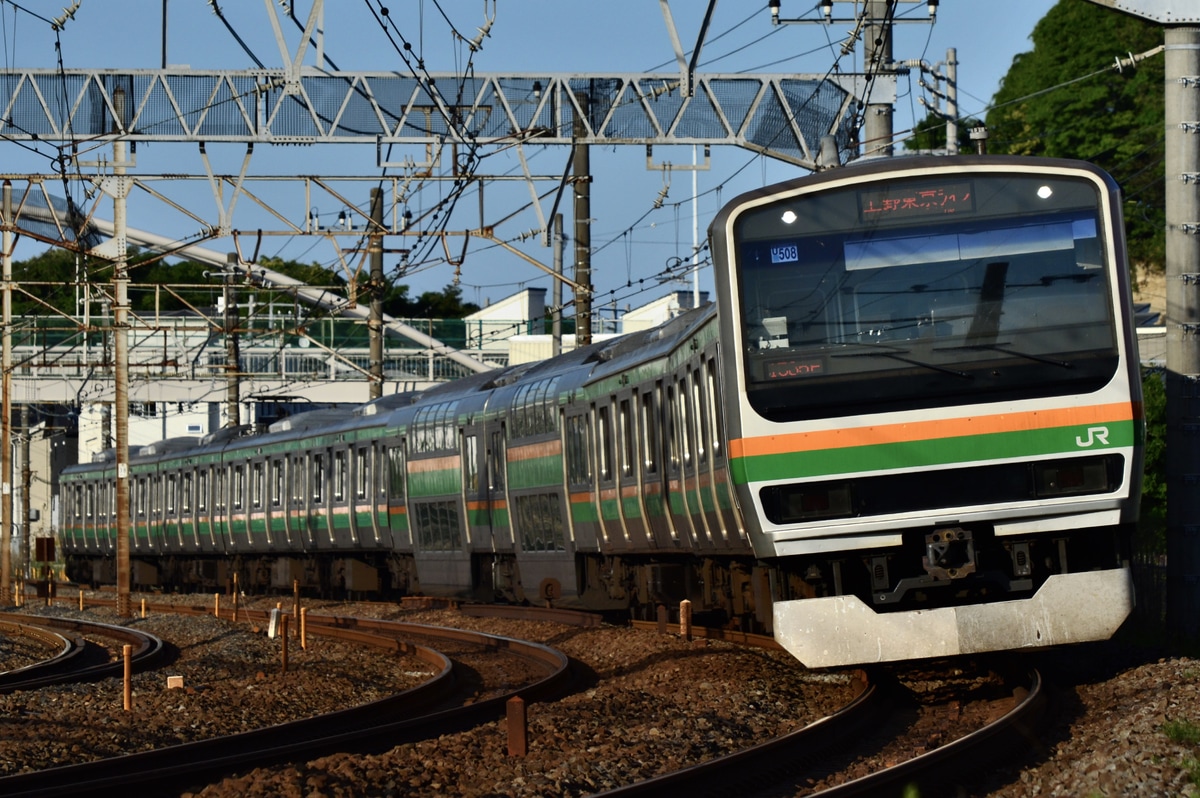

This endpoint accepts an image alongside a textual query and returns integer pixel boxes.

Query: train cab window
[565,415,591,486]
[271,460,283,506]
[462,434,479,493]
[387,445,406,499]
[597,405,614,482]
[355,448,369,499]
[313,454,325,503]
[334,450,346,502]
[251,463,264,509]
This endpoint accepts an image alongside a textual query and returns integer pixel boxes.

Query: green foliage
[382,282,480,319]
[1164,719,1200,746]
[985,0,1165,272]
[903,111,984,154]
[1138,369,1167,556]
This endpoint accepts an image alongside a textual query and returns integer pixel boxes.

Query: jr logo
[1075,426,1110,448]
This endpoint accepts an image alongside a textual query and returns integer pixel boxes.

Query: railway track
[0,614,167,692]
[0,604,575,798]
[589,655,1043,798]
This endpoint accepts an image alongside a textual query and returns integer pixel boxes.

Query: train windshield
[734,172,1119,421]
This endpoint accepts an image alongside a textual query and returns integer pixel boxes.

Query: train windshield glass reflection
[734,172,1119,421]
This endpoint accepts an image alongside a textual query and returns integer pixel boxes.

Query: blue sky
[0,1,1063,314]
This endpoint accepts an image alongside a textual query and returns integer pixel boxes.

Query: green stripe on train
[507,454,564,490]
[730,422,1138,485]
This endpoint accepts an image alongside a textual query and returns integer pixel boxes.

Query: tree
[985,0,1165,272]
[903,111,983,154]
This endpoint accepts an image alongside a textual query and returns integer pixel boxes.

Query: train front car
[710,156,1143,667]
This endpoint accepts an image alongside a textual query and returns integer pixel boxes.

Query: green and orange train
[61,156,1143,667]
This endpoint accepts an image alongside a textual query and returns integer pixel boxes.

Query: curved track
[0,614,167,692]
[0,606,575,798]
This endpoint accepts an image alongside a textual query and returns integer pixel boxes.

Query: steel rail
[0,608,574,798]
[0,614,166,691]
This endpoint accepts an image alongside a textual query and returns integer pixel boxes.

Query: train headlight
[1033,457,1112,498]
[761,482,853,523]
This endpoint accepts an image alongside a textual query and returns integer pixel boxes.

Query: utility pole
[112,88,132,618]
[1,180,11,606]
[1164,22,1200,642]
[863,0,895,158]
[20,401,29,586]
[573,93,593,347]
[224,252,241,428]
[551,214,563,357]
[368,187,384,399]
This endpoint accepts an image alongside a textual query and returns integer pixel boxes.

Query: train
[59,155,1144,667]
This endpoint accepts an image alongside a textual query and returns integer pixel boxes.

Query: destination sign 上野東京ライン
[858,182,974,220]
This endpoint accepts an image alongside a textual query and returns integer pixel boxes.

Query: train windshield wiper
[937,342,1073,369]
[831,344,972,379]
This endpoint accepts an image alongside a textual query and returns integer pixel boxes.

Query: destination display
[858,181,974,220]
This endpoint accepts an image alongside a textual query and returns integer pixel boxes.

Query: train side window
[271,460,283,506]
[597,404,614,482]
[85,485,94,519]
[136,479,147,517]
[232,465,245,510]
[167,475,177,514]
[665,384,680,475]
[251,463,264,509]
[640,391,658,475]
[355,448,369,500]
[313,454,325,503]
[678,377,694,469]
[198,469,208,512]
[182,472,193,512]
[463,434,479,493]
[334,450,346,502]
[565,415,591,486]
[215,468,227,511]
[706,359,724,459]
[693,369,707,465]
[387,445,406,500]
[488,430,506,491]
[619,398,634,479]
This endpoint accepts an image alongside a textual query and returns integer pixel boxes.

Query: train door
[385,440,411,550]
[267,458,286,550]
[564,411,599,551]
[288,454,309,550]
[679,370,715,549]
[229,462,250,551]
[640,383,675,548]
[615,391,652,549]
[352,443,380,548]
[248,458,270,550]
[330,445,354,548]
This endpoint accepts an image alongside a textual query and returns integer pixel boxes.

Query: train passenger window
[564,415,590,486]
[215,468,226,511]
[85,485,94,519]
[678,378,693,469]
[597,405,613,482]
[488,430,506,491]
[182,472,193,512]
[136,479,147,516]
[233,465,245,510]
[411,500,462,550]
[619,399,634,479]
[640,392,658,475]
[665,384,680,475]
[251,463,264,509]
[271,460,283,506]
[167,475,177,514]
[514,493,566,552]
[291,456,304,503]
[462,434,479,493]
[334,451,346,502]
[313,455,325,503]
[198,469,208,512]
[355,448,368,499]
[706,360,724,459]
[693,370,707,465]
[387,446,406,499]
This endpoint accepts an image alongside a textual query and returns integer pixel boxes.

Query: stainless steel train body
[59,155,1142,667]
